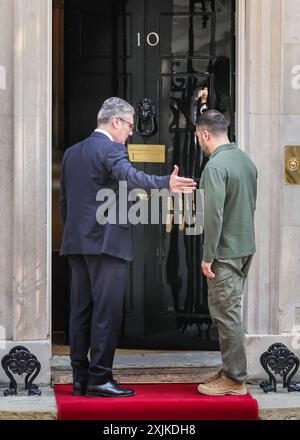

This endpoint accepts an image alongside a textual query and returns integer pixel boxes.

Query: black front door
[60,0,235,349]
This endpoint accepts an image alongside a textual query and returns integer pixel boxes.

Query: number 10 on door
[137,32,160,47]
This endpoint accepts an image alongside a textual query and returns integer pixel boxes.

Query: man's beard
[201,143,210,158]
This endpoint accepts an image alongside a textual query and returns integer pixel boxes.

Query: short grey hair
[97,97,134,125]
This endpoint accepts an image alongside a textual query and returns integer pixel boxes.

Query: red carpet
[54,384,259,420]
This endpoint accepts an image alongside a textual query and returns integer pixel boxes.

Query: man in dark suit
[60,97,196,397]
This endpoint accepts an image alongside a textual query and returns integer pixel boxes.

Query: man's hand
[169,165,197,193]
[201,260,216,280]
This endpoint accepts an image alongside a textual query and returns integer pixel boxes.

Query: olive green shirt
[200,143,258,263]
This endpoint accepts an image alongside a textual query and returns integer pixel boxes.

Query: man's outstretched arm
[105,142,197,193]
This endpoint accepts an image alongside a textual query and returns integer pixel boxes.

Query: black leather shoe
[86,380,135,398]
[73,381,87,396]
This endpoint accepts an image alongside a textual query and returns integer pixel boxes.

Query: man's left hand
[201,260,216,279]
[169,165,197,193]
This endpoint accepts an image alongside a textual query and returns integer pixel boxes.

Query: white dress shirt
[94,128,113,141]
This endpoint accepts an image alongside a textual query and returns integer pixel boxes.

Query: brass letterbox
[285,146,300,185]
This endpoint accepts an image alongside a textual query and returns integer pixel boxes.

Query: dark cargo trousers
[207,256,253,384]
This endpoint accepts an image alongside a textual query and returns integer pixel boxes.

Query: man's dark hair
[196,110,229,135]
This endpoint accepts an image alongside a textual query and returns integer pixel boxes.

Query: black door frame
[52,0,236,350]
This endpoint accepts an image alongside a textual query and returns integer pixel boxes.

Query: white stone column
[238,0,300,380]
[0,0,14,345]
[240,0,283,336]
[279,0,300,335]
[0,0,52,385]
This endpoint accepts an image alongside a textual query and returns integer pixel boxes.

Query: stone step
[49,351,300,421]
[51,351,222,384]
[52,366,221,385]
[1,384,300,421]
[0,387,57,420]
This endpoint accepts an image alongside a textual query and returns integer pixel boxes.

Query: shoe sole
[198,388,248,396]
[86,392,136,398]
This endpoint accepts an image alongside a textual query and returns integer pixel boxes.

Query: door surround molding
[236,0,246,148]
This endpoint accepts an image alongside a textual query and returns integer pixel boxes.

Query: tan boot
[197,372,247,396]
[198,370,223,385]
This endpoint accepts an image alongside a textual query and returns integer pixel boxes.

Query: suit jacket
[60,132,170,261]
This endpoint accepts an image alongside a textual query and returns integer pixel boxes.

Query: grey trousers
[207,256,253,384]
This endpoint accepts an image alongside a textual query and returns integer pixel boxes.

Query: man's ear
[111,117,119,129]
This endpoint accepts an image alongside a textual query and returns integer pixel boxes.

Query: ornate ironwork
[135,98,158,139]
[192,0,210,29]
[259,343,300,393]
[1,346,42,396]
